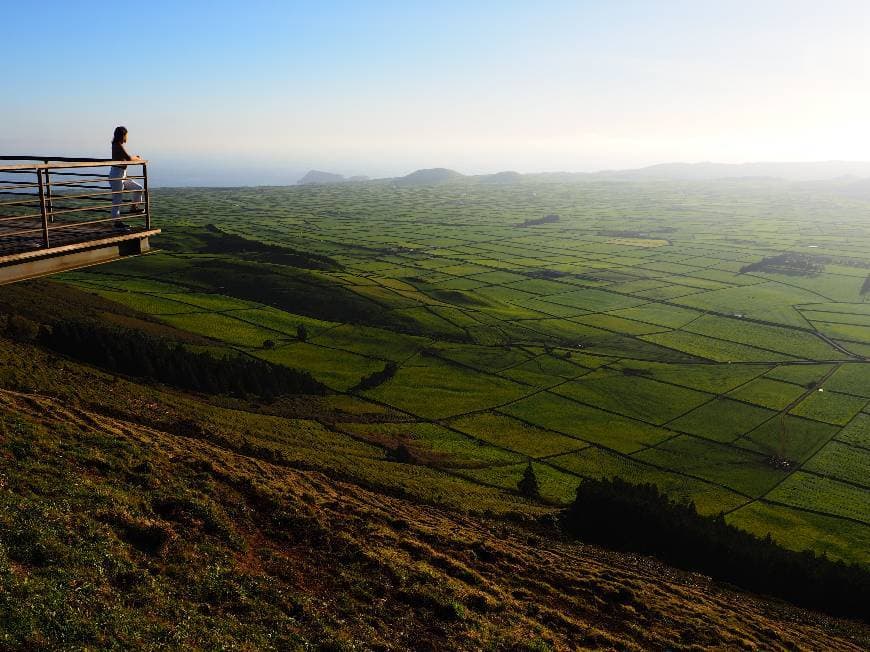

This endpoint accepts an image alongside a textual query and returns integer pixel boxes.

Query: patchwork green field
[58,177,870,564]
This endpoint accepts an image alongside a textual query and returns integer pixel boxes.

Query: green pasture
[548,447,748,515]
[448,411,586,458]
[790,389,868,426]
[670,398,776,442]
[727,502,870,565]
[641,330,794,363]
[337,421,522,469]
[456,462,580,504]
[550,370,711,425]
[804,440,870,487]
[766,472,870,524]
[605,360,768,394]
[256,342,384,391]
[632,435,788,497]
[764,363,834,387]
[500,392,672,453]
[824,363,870,397]
[738,415,838,462]
[836,413,870,448]
[52,177,870,564]
[363,354,530,419]
[727,378,808,410]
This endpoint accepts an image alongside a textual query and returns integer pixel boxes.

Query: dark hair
[112,126,128,144]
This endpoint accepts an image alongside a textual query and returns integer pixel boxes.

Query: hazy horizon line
[144,158,870,188]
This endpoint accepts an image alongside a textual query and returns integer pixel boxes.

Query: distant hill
[298,170,348,185]
[395,168,464,185]
[480,170,523,184]
[597,161,870,182]
[294,162,870,188]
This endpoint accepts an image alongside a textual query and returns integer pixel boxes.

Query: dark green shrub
[561,477,870,621]
[517,462,540,499]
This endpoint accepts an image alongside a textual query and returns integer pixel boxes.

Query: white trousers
[109,166,143,218]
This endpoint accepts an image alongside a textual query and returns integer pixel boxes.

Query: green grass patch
[432,344,531,373]
[803,441,870,488]
[670,398,775,442]
[632,436,787,496]
[228,307,337,337]
[551,371,711,425]
[91,290,205,316]
[608,303,702,329]
[572,313,669,335]
[548,447,747,515]
[500,392,672,453]
[673,282,823,328]
[160,292,261,311]
[159,313,278,348]
[363,355,529,419]
[456,462,580,504]
[312,324,427,362]
[538,288,645,312]
[256,342,384,391]
[764,363,834,387]
[641,331,793,363]
[499,354,590,387]
[790,390,868,426]
[824,363,870,398]
[683,315,845,360]
[807,322,870,344]
[727,377,807,410]
[835,413,870,448]
[338,421,522,469]
[765,472,870,524]
[448,412,586,458]
[607,360,768,394]
[738,415,838,462]
[727,502,870,564]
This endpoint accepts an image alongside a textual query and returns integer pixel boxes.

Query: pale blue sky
[3,1,869,182]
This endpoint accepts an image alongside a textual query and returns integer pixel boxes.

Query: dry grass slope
[0,384,866,650]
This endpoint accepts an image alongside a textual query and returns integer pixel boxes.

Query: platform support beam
[0,234,156,285]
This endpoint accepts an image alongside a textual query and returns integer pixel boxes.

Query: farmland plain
[58,177,870,564]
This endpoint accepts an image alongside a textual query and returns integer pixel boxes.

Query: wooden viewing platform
[0,156,160,284]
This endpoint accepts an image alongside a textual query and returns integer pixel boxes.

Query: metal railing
[0,156,152,252]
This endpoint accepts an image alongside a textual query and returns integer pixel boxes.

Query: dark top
[111,141,132,162]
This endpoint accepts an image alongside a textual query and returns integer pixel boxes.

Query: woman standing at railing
[110,126,144,227]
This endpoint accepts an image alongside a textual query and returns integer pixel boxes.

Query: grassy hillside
[0,332,866,649]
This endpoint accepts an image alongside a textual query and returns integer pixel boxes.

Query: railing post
[43,159,54,223]
[142,162,151,229]
[36,167,50,248]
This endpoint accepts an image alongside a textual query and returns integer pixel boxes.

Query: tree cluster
[740,253,825,277]
[516,214,560,228]
[41,320,326,400]
[561,477,869,622]
[352,361,398,392]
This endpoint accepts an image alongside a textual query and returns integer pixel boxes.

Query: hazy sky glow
[3,0,869,180]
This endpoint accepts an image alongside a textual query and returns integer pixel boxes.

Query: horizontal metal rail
[0,159,143,171]
[0,195,43,207]
[0,156,153,252]
[0,212,45,221]
[0,155,119,163]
